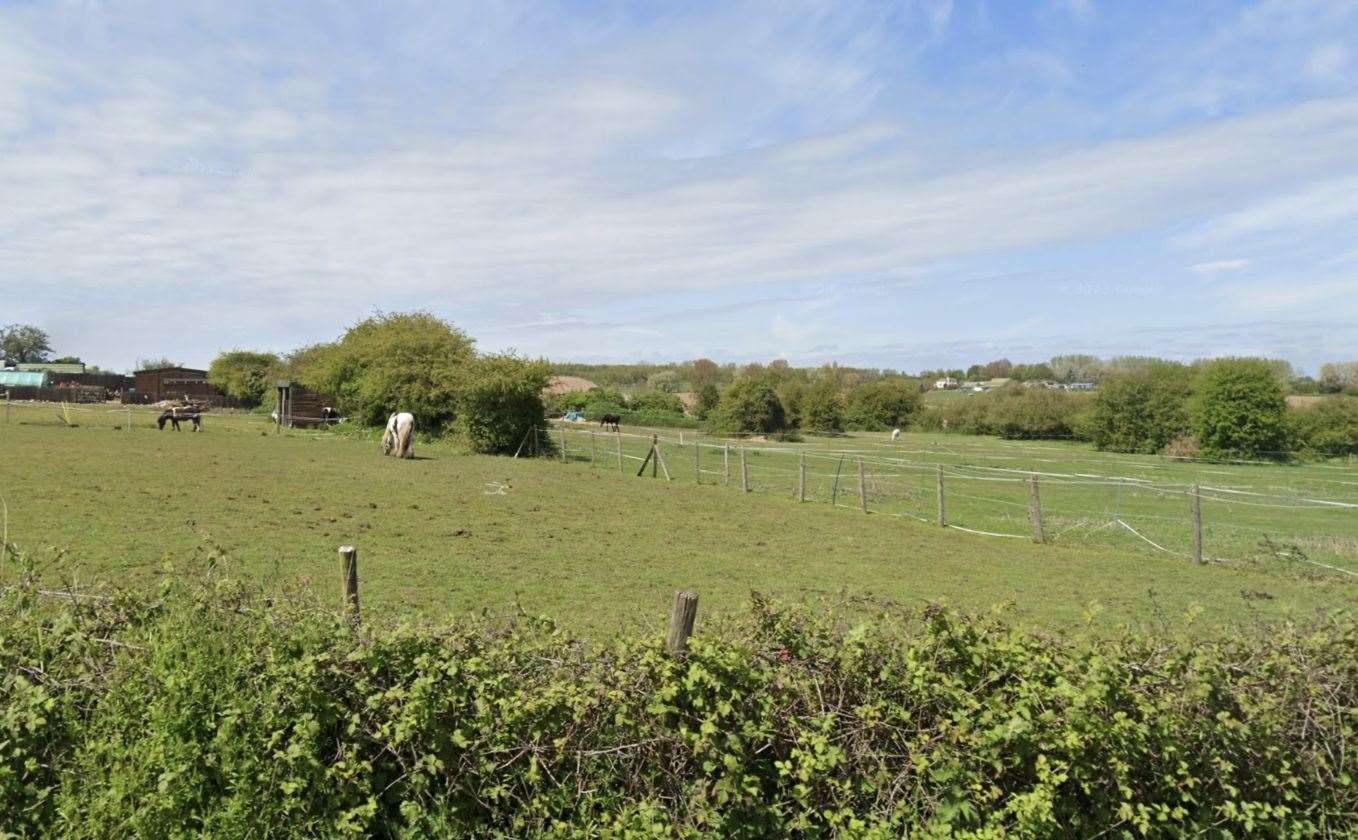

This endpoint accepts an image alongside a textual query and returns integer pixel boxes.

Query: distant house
[16,361,85,375]
[132,367,222,403]
[933,376,959,390]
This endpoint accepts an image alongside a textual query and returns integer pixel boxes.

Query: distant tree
[715,378,786,434]
[845,379,921,431]
[1191,358,1290,459]
[1009,363,1055,382]
[646,370,681,393]
[689,358,720,389]
[456,354,551,454]
[694,383,720,420]
[1049,354,1101,383]
[135,357,183,371]
[1292,396,1358,457]
[1319,362,1358,394]
[208,350,281,405]
[1087,362,1193,453]
[776,380,807,428]
[981,359,1013,379]
[965,364,983,380]
[798,379,843,434]
[1,324,53,364]
[51,356,83,365]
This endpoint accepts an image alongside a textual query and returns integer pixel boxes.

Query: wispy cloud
[2,0,1357,372]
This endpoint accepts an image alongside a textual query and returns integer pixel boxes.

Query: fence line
[540,424,1358,577]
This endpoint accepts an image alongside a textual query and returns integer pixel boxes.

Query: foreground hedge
[2,579,1354,837]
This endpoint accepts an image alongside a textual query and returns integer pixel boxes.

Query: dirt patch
[544,375,597,395]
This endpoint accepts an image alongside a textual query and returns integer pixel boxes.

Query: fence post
[797,452,806,502]
[936,465,946,526]
[857,458,867,513]
[616,431,623,472]
[694,440,701,484]
[1191,484,1203,564]
[723,444,730,486]
[559,426,567,461]
[652,435,659,478]
[590,431,596,466]
[666,590,699,658]
[1028,474,1044,543]
[338,545,360,625]
[740,447,749,492]
[4,391,8,425]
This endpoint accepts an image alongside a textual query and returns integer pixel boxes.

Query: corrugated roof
[16,362,85,374]
[0,371,48,387]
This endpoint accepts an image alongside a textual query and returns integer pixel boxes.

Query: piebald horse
[382,412,415,459]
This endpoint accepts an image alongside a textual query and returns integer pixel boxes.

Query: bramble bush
[2,573,1354,837]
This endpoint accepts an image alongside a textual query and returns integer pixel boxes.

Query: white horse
[891,428,901,441]
[382,412,415,459]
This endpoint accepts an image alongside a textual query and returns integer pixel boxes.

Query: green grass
[1,403,1354,636]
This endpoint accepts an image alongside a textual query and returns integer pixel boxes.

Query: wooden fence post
[936,465,946,527]
[338,545,360,625]
[590,431,596,466]
[4,391,8,425]
[797,452,806,502]
[651,435,659,478]
[723,444,730,486]
[830,455,844,506]
[1028,474,1044,543]
[616,431,623,472]
[666,591,699,658]
[559,426,567,461]
[694,440,701,484]
[857,458,867,513]
[1191,484,1203,564]
[740,447,749,492]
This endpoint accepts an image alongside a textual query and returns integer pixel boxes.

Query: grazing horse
[382,412,415,459]
[157,410,201,432]
[891,428,901,441]
[599,413,621,432]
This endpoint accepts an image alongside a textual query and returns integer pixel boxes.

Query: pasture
[1,401,1354,635]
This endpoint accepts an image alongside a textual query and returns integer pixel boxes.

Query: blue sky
[3,0,1356,373]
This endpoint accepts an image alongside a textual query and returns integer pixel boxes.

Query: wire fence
[0,398,336,433]
[534,423,1358,580]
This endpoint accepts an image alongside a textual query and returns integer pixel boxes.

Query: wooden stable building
[274,380,337,428]
[132,367,223,403]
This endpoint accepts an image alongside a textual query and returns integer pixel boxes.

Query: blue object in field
[563,410,585,422]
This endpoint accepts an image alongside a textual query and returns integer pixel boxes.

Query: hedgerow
[2,574,1354,837]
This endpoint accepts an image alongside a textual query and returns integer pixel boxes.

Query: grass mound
[3,569,1354,837]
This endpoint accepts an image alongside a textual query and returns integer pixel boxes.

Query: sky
[2,0,1357,374]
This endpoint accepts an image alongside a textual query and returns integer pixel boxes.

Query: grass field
[1,401,1354,636]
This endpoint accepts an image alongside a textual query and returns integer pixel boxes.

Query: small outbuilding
[274,380,338,428]
[132,367,222,403]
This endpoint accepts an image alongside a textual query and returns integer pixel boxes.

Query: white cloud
[1190,258,1251,274]
[1307,43,1351,80]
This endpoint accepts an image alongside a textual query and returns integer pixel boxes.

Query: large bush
[207,350,282,405]
[844,378,921,431]
[629,390,686,416]
[1192,358,1290,459]
[798,379,844,433]
[2,577,1354,837]
[714,378,787,434]
[456,354,552,454]
[1292,395,1358,457]
[1087,362,1193,453]
[293,312,475,434]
